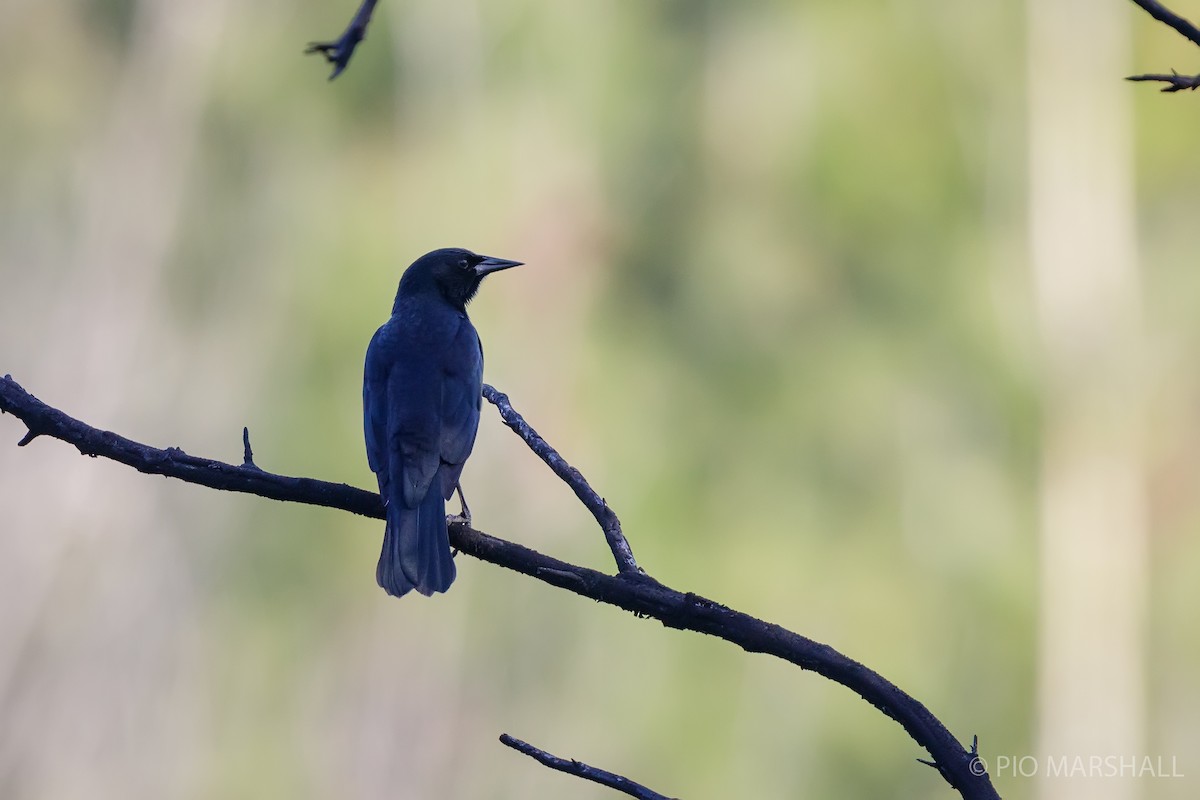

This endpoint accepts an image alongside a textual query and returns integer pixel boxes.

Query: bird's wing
[386,354,442,509]
[363,325,392,481]
[365,319,443,509]
[438,320,484,499]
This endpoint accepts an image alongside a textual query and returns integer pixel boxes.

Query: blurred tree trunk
[0,0,230,795]
[1027,1,1146,797]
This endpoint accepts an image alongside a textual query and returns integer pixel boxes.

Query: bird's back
[363,297,482,596]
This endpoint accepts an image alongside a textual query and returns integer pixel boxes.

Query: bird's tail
[376,488,456,598]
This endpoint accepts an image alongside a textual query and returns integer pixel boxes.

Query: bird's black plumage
[363,248,521,597]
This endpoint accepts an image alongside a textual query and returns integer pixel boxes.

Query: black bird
[363,247,522,597]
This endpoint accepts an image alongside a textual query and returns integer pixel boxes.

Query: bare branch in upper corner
[482,384,640,576]
[1129,0,1200,47]
[305,0,380,80]
[0,374,1002,800]
[499,734,677,800]
[1128,0,1200,91]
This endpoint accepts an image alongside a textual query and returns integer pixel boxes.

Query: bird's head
[397,247,523,311]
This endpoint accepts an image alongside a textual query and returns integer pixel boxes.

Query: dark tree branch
[1127,0,1200,89]
[482,384,639,575]
[0,375,381,517]
[0,374,1001,800]
[1129,0,1200,47]
[1126,69,1200,91]
[499,734,677,800]
[305,0,379,80]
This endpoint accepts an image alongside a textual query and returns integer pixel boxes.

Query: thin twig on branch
[242,426,261,470]
[499,734,677,800]
[305,0,379,80]
[1127,0,1200,90]
[0,374,1001,800]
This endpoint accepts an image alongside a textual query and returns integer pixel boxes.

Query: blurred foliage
[1,1,1198,799]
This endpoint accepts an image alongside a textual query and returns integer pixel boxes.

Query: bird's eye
[459,259,469,270]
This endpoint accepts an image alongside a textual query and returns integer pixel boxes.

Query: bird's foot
[454,483,472,527]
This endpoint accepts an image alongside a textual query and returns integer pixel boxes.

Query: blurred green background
[1,0,1198,798]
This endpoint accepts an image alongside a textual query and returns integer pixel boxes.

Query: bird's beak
[474,256,524,277]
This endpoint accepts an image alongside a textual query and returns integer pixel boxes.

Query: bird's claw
[452,483,472,527]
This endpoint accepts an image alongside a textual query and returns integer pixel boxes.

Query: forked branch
[482,384,638,574]
[0,374,1001,800]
